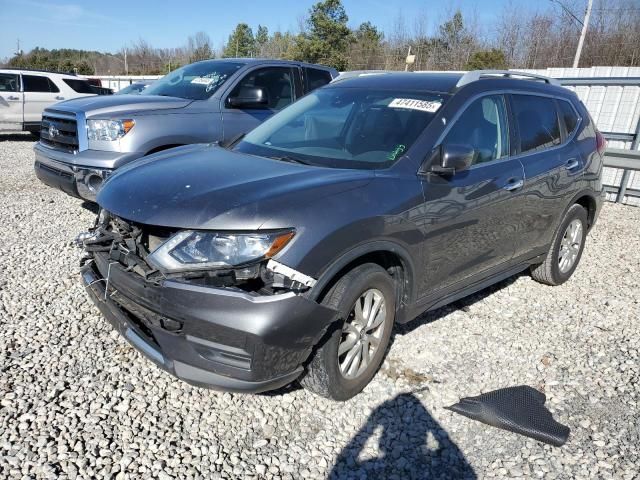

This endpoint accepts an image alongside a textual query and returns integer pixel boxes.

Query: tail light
[595,130,607,156]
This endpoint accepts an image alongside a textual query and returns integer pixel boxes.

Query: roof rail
[455,70,561,89]
[0,67,77,76]
[331,70,392,83]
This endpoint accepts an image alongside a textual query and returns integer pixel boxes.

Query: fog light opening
[86,174,104,193]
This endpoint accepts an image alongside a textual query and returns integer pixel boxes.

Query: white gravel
[1,133,639,479]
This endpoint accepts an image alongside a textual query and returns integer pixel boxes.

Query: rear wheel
[300,263,395,400]
[531,204,588,286]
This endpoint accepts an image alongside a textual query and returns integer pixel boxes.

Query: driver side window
[0,73,19,92]
[443,95,509,165]
[229,67,294,111]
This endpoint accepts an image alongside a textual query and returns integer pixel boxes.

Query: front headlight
[146,230,295,273]
[87,119,135,141]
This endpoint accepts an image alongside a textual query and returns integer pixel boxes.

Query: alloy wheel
[558,219,583,273]
[338,288,387,379]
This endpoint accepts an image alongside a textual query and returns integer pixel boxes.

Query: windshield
[116,83,148,95]
[142,61,245,100]
[234,87,447,169]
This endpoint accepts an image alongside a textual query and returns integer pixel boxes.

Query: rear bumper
[80,253,337,393]
[34,143,141,201]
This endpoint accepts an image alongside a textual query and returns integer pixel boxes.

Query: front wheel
[531,204,588,286]
[300,263,396,401]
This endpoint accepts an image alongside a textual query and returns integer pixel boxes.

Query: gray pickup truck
[34,59,337,201]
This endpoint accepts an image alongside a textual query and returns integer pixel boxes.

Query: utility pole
[124,48,128,75]
[573,0,593,68]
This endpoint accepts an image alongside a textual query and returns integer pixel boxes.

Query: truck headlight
[146,230,295,273]
[87,119,135,141]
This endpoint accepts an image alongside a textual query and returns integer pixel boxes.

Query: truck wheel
[531,204,588,286]
[300,263,395,401]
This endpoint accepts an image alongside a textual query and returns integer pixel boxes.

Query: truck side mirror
[227,87,269,109]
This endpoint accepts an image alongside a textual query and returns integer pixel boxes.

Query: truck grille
[40,110,79,153]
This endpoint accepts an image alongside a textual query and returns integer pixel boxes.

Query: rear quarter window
[558,99,580,136]
[63,79,95,94]
[512,94,561,153]
[304,68,332,92]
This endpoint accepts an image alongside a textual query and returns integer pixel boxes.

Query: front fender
[307,238,419,308]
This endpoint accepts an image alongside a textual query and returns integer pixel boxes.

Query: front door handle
[7,95,20,101]
[503,178,524,191]
[55,96,65,100]
[565,159,580,170]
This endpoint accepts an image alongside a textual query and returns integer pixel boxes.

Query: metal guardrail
[558,77,640,205]
[603,149,640,203]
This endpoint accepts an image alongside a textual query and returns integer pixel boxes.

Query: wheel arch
[307,241,417,321]
[572,192,598,229]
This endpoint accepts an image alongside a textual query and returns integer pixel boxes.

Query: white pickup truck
[0,69,102,134]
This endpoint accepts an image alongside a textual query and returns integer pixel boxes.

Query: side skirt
[397,252,546,324]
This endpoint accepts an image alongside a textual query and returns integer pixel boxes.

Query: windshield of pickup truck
[235,87,447,169]
[142,61,245,100]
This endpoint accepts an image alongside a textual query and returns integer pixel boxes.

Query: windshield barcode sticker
[389,98,442,113]
[191,77,214,85]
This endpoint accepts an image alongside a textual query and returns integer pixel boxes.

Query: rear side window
[304,68,332,92]
[23,75,60,93]
[443,95,510,165]
[558,100,579,136]
[63,79,94,94]
[0,73,19,92]
[512,94,561,153]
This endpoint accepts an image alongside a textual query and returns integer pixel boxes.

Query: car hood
[97,144,373,230]
[52,94,191,117]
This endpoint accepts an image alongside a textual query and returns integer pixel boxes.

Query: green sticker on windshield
[387,144,406,161]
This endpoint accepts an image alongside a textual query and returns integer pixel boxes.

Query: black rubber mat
[446,385,570,446]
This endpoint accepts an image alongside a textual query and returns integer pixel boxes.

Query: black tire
[300,263,396,401]
[530,204,588,286]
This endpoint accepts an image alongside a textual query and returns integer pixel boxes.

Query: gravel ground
[1,133,639,480]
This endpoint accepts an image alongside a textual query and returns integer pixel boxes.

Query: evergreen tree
[295,0,352,70]
[223,24,255,58]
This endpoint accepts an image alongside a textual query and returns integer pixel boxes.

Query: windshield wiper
[222,133,245,149]
[269,155,312,166]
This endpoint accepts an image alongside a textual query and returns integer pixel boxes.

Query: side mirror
[227,87,268,109]
[424,144,475,175]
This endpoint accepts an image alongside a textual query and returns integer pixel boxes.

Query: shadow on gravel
[395,272,524,336]
[0,133,38,142]
[81,201,100,214]
[329,393,476,479]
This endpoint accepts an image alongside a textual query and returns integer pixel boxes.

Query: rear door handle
[55,96,65,100]
[7,95,20,101]
[503,178,524,191]
[565,159,580,170]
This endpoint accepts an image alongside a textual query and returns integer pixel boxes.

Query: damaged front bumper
[81,251,338,393]
[34,143,140,202]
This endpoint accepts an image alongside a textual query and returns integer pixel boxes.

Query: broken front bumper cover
[81,252,337,393]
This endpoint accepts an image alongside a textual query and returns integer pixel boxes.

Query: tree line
[3,0,639,75]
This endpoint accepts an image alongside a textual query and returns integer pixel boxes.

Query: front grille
[40,111,79,153]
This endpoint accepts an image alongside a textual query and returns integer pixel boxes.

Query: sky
[0,0,533,59]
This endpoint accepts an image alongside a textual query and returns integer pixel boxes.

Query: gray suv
[34,59,337,201]
[79,70,605,400]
